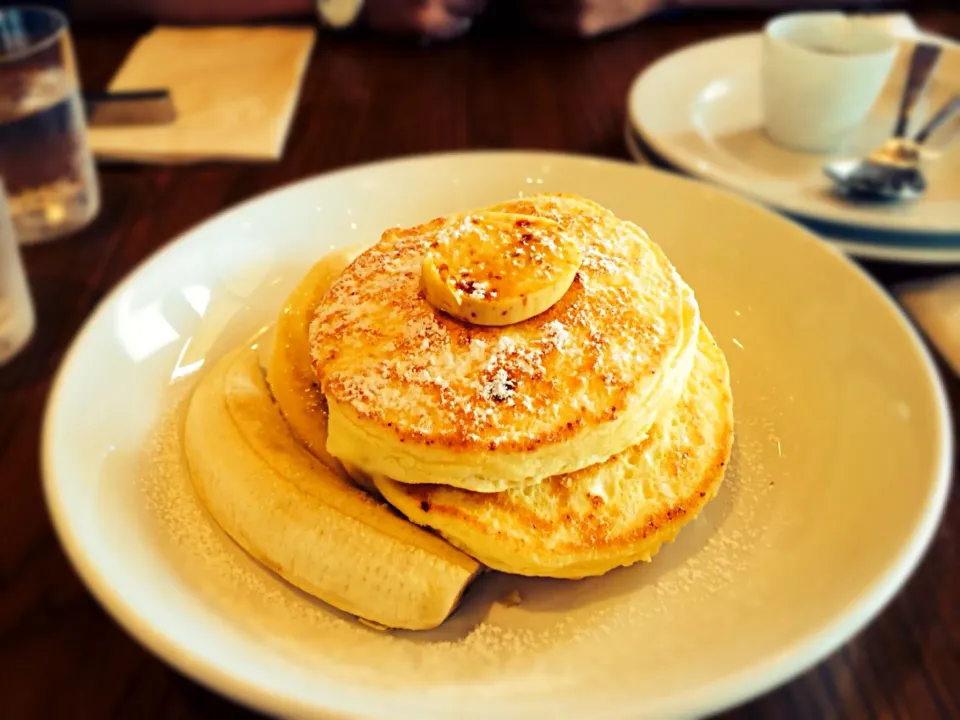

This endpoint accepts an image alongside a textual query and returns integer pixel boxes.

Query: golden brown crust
[309,193,692,455]
[374,327,734,578]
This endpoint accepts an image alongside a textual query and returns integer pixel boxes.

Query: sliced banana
[184,346,482,630]
[420,211,582,326]
[268,247,361,474]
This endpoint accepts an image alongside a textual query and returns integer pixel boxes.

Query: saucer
[624,121,960,265]
[627,32,960,238]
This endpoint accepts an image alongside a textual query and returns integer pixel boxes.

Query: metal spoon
[825,93,960,201]
[824,43,946,202]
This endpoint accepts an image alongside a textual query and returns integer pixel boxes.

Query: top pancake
[310,193,700,492]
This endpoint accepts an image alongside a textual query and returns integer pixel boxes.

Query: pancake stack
[309,193,733,579]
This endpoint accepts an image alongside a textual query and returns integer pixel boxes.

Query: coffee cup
[761,12,898,153]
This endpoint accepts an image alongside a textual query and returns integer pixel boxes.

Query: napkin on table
[899,277,960,377]
[88,26,316,164]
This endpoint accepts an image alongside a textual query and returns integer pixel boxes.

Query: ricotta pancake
[374,327,733,579]
[310,193,700,493]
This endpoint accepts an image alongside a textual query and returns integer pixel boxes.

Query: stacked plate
[625,17,960,264]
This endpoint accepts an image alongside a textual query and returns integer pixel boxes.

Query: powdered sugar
[467,280,489,300]
[310,194,691,448]
[481,368,516,404]
[543,320,570,350]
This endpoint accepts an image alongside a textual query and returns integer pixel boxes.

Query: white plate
[627,33,960,238]
[623,120,960,265]
[43,152,952,720]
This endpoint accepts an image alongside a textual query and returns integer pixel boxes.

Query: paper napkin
[899,276,960,376]
[88,26,316,164]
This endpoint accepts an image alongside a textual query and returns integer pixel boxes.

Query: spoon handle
[894,43,942,138]
[913,94,960,145]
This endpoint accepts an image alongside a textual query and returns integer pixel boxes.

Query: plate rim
[627,31,960,238]
[41,150,955,719]
[622,120,960,265]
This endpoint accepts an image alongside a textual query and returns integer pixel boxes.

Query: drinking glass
[0,6,99,244]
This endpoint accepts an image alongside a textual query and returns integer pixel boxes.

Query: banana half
[184,345,482,630]
[267,247,378,493]
[268,248,359,473]
[421,211,583,326]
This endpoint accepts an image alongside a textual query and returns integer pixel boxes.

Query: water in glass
[0,7,99,244]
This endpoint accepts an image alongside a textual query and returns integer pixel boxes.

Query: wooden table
[2,7,958,719]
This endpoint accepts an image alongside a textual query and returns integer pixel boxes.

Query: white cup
[0,180,35,366]
[761,12,898,154]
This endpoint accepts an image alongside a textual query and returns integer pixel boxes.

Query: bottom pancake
[374,327,733,579]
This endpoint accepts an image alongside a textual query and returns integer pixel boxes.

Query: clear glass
[0,178,35,364]
[0,6,99,244]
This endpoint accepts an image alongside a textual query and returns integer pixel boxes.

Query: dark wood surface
[2,7,958,719]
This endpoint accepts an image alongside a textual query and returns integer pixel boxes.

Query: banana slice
[268,247,361,474]
[421,211,583,326]
[184,346,482,630]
